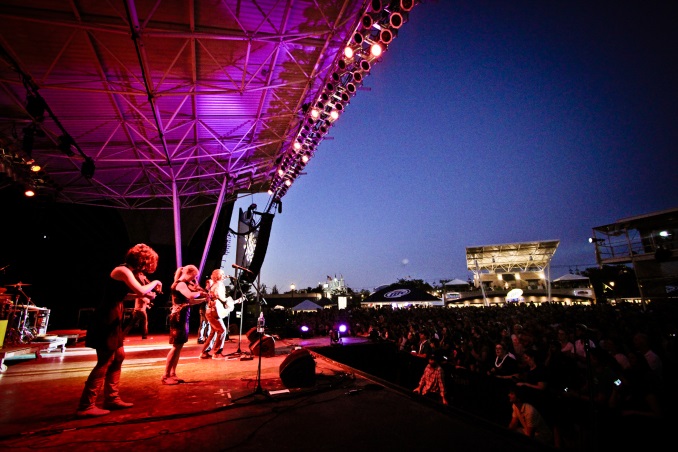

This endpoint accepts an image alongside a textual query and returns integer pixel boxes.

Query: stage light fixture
[24,184,36,197]
[81,156,95,179]
[588,237,604,244]
[370,42,383,57]
[379,28,393,44]
[399,0,415,12]
[57,134,75,156]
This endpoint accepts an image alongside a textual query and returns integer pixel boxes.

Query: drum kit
[1,282,40,346]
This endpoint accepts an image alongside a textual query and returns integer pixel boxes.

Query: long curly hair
[125,243,159,273]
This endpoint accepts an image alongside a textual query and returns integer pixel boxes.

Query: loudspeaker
[245,326,259,343]
[250,335,275,357]
[279,349,316,388]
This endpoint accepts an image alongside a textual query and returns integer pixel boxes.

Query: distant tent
[553,273,591,289]
[554,273,589,281]
[445,278,470,287]
[291,300,323,312]
[363,284,443,307]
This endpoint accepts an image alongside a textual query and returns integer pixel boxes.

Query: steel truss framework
[0,0,419,268]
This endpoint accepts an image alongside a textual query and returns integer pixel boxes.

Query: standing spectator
[77,243,162,417]
[411,331,432,358]
[632,332,664,380]
[487,342,519,380]
[413,353,449,405]
[557,327,575,357]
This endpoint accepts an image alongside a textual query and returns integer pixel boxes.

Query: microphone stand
[236,274,272,401]
[226,273,250,359]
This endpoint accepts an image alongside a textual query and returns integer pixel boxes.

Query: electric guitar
[215,295,246,319]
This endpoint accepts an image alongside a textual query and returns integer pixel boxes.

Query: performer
[163,265,207,385]
[126,271,155,339]
[77,243,162,417]
[197,299,210,344]
[199,269,230,359]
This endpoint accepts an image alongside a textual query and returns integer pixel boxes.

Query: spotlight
[81,156,95,179]
[24,185,36,197]
[300,325,311,338]
[370,42,383,57]
[58,135,75,156]
[588,237,604,244]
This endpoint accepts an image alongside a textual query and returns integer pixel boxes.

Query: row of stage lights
[268,0,417,200]
[0,146,50,197]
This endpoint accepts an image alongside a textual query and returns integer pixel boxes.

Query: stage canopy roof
[466,240,560,274]
[0,0,417,211]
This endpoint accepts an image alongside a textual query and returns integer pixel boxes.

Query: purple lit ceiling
[0,0,415,210]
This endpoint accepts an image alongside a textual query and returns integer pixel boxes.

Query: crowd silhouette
[279,301,677,450]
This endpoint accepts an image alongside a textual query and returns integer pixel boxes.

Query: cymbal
[5,282,31,287]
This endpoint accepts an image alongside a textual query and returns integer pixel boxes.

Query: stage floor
[0,333,548,452]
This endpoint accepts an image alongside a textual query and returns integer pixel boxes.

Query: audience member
[507,385,554,446]
[413,353,448,405]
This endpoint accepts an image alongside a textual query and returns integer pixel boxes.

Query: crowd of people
[78,245,675,448]
[284,300,677,449]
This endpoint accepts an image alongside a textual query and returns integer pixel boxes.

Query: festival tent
[362,284,443,308]
[291,300,324,312]
[553,274,590,281]
[445,278,469,286]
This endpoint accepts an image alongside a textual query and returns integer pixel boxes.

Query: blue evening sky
[227,0,678,293]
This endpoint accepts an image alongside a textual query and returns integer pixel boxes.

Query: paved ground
[0,333,550,452]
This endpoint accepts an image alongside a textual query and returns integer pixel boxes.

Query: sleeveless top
[85,265,134,350]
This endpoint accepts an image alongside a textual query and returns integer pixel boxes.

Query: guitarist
[199,269,230,359]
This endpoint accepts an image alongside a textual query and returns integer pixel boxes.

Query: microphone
[228,275,238,281]
[232,263,253,274]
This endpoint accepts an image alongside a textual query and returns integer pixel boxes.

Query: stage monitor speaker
[279,348,316,388]
[245,326,260,343]
[250,335,275,357]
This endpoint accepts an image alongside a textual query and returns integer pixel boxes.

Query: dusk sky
[227,0,678,293]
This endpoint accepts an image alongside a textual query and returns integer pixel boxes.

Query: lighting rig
[267,0,417,203]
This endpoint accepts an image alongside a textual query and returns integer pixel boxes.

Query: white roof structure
[466,240,560,274]
[554,273,590,282]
